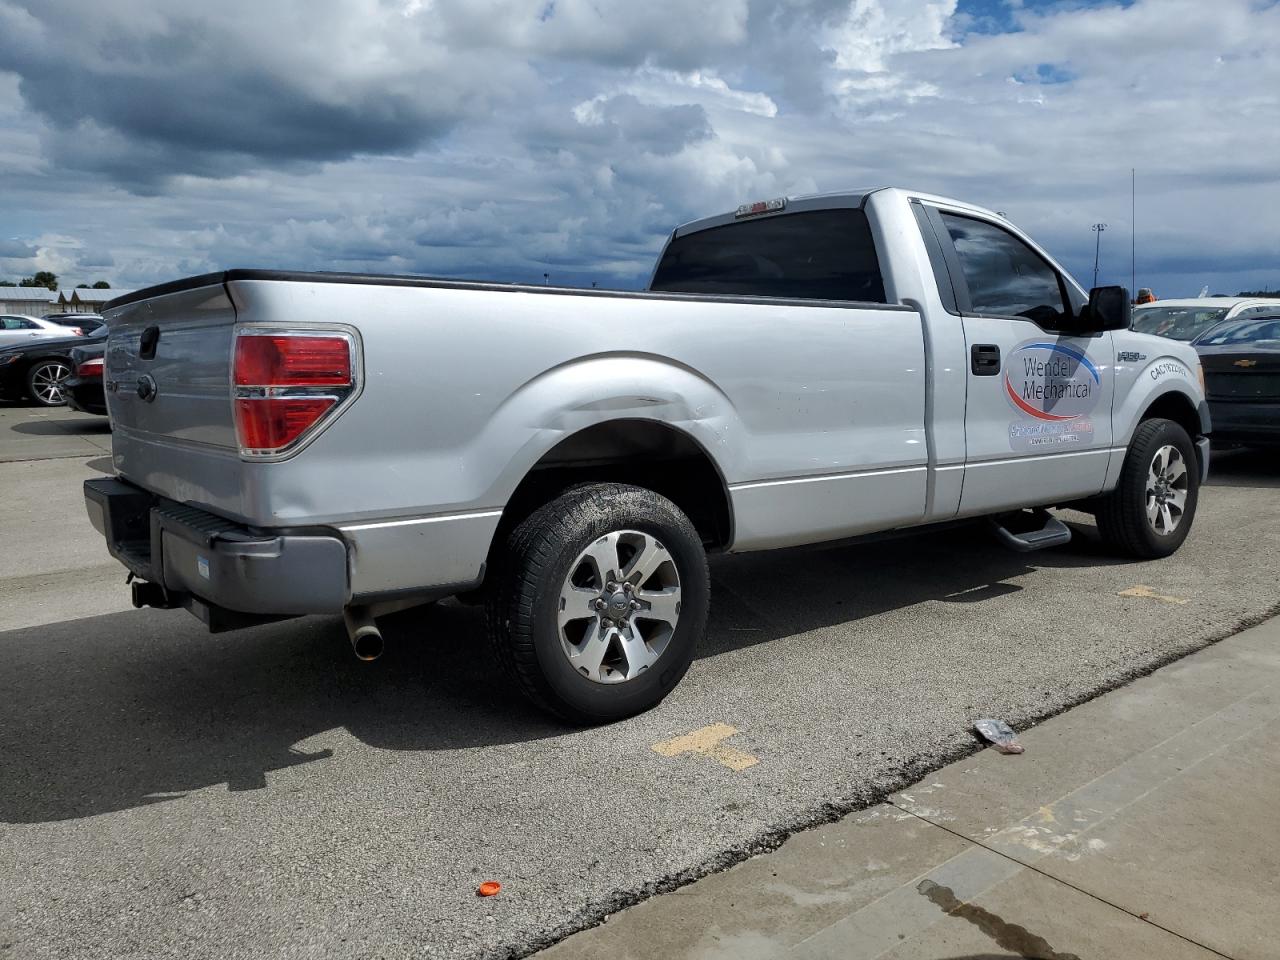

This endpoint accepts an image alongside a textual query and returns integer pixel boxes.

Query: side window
[1238,305,1278,319]
[940,212,1070,328]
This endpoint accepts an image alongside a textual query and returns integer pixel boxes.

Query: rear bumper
[64,378,107,415]
[84,477,349,628]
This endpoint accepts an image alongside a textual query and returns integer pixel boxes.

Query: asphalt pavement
[1,402,1278,960]
[545,616,1280,960]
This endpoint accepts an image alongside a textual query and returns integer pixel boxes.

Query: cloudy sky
[1,0,1278,296]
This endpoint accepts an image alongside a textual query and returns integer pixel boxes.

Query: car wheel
[27,360,72,406]
[486,482,709,724]
[1095,418,1199,558]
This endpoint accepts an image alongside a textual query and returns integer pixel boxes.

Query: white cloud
[0,0,1277,295]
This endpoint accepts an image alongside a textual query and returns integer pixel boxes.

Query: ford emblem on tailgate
[136,374,158,402]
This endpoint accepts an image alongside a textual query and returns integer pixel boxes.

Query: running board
[989,509,1072,553]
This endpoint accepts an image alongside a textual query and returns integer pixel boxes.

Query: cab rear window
[650,209,887,303]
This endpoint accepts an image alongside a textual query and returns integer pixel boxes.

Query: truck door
[921,207,1115,515]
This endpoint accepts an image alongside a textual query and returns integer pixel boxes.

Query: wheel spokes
[636,587,680,628]
[616,624,659,676]
[621,535,666,587]
[567,622,613,678]
[557,584,599,629]
[581,533,621,586]
[556,528,683,685]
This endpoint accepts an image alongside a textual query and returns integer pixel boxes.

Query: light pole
[1092,223,1107,289]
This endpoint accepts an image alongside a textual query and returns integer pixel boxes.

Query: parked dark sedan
[65,339,108,416]
[43,313,106,335]
[0,328,107,406]
[1196,316,1280,447]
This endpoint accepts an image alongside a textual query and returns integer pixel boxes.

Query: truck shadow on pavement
[1205,446,1280,489]
[0,519,1131,825]
[9,416,111,436]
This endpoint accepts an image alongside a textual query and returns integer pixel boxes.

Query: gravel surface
[2,434,1277,960]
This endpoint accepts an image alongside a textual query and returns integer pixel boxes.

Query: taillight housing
[232,328,360,459]
[76,357,104,378]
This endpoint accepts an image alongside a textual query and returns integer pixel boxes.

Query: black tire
[1095,418,1199,558]
[485,483,709,724]
[26,360,72,407]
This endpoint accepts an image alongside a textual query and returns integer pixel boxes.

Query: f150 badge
[1005,340,1101,451]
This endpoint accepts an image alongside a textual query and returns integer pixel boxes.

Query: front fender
[1113,356,1205,445]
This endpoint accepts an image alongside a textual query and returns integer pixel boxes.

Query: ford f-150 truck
[85,188,1211,722]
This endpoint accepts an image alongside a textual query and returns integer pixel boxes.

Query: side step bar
[989,509,1072,553]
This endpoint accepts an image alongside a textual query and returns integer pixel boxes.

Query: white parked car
[0,313,89,342]
[1132,297,1280,344]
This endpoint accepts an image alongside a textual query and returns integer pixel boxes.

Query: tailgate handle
[140,326,160,360]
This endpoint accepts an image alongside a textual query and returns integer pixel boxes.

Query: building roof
[0,287,58,301]
[78,288,136,301]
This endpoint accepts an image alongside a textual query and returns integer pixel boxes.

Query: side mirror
[1082,285,1132,332]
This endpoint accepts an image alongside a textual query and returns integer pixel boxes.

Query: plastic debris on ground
[477,881,502,897]
[974,718,1024,754]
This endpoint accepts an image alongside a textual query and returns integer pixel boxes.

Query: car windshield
[1131,306,1230,341]
[1198,318,1280,345]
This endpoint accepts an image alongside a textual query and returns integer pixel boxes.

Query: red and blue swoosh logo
[1004,342,1100,422]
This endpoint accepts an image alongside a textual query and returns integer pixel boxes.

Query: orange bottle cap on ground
[477,881,501,897]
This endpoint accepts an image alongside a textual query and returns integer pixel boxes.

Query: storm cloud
[1,0,1278,295]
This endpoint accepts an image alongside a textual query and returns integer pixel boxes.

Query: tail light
[232,329,359,458]
[76,357,104,378]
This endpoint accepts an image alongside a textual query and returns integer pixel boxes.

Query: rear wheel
[1095,418,1199,558]
[486,482,709,724]
[27,360,71,406]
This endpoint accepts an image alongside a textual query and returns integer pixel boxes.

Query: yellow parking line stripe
[652,722,759,771]
[1118,585,1189,605]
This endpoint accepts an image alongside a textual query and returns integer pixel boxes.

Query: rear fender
[477,352,746,506]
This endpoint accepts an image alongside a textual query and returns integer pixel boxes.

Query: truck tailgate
[104,278,247,515]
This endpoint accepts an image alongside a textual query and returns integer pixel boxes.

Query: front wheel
[486,483,710,724]
[1095,418,1199,558]
[27,360,71,406]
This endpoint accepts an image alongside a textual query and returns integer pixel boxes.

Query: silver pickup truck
[85,187,1210,722]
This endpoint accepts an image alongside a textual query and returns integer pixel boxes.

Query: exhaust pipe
[343,606,384,662]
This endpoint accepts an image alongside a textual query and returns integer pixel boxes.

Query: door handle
[971,344,1001,376]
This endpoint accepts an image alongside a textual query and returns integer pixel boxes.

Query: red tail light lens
[232,330,358,457]
[77,357,104,378]
[234,335,352,387]
[235,398,338,450]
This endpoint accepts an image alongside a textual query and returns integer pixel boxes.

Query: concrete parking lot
[1,402,1278,960]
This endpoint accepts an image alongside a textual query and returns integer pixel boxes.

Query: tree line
[0,272,110,290]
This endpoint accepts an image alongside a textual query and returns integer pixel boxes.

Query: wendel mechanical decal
[1005,340,1102,451]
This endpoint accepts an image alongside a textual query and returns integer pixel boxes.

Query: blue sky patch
[955,0,1135,37]
[1016,62,1077,84]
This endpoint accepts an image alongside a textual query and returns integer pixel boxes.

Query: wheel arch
[493,418,735,557]
[1138,389,1205,442]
